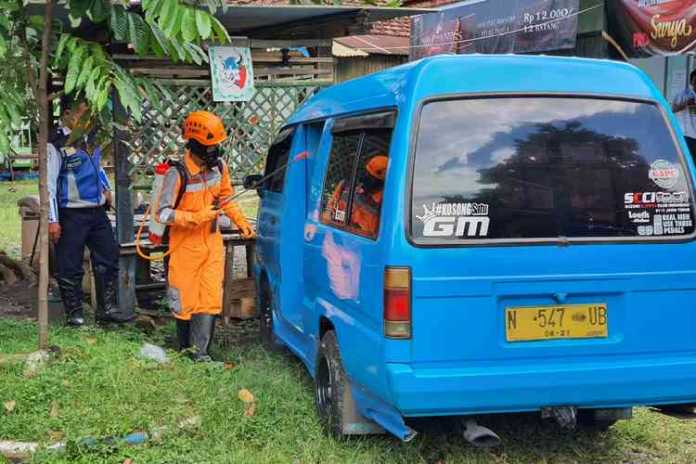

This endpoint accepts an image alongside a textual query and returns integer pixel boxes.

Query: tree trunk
[36,0,54,350]
[0,252,36,283]
[0,263,17,286]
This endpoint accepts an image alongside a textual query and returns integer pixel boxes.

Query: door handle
[270,217,277,225]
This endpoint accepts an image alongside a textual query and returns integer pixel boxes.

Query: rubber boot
[176,319,192,351]
[190,314,216,362]
[94,271,136,324]
[57,277,85,327]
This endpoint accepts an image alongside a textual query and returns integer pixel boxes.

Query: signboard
[209,46,255,102]
[607,1,696,57]
[410,0,579,60]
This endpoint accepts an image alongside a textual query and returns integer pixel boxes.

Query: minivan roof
[287,54,661,125]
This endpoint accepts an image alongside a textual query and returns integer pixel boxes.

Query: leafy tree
[0,0,231,348]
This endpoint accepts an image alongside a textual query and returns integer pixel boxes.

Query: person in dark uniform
[47,95,135,326]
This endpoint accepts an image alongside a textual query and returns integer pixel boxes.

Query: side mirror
[243,174,264,197]
[243,174,263,191]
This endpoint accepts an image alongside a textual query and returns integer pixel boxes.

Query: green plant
[0,0,232,148]
[0,0,232,349]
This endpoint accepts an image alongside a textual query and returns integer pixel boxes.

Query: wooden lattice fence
[126,81,322,187]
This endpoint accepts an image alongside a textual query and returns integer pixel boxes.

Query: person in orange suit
[158,111,254,361]
[325,155,388,238]
[351,155,387,236]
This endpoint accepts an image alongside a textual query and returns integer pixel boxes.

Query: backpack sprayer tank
[148,162,170,246]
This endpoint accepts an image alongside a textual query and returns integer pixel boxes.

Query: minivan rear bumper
[386,354,696,416]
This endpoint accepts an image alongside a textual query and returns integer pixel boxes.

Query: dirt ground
[0,281,36,320]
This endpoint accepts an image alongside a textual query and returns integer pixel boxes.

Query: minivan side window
[321,127,392,239]
[264,129,293,193]
[347,130,390,238]
[321,132,362,225]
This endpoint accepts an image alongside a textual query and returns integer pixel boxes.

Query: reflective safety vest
[48,129,110,221]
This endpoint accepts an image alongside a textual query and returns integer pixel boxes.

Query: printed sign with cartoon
[209,46,255,102]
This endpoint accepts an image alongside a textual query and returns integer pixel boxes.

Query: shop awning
[334,35,410,56]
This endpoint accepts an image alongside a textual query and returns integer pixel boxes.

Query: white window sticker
[628,210,650,223]
[648,160,680,189]
[654,213,693,235]
[624,190,693,235]
[417,202,490,238]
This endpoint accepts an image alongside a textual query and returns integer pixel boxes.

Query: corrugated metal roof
[334,35,410,56]
[333,41,369,58]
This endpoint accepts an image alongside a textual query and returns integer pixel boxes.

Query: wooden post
[316,45,334,84]
[112,93,137,314]
[36,0,55,349]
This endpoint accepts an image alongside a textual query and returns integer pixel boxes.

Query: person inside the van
[671,69,696,161]
[350,154,388,237]
[325,154,388,238]
[157,111,255,362]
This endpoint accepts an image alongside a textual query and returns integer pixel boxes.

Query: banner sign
[410,0,579,60]
[607,1,696,57]
[209,46,255,102]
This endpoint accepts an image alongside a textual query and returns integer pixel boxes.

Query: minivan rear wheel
[258,280,278,351]
[315,331,349,438]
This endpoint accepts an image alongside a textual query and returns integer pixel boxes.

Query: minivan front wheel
[316,331,349,438]
[258,280,278,350]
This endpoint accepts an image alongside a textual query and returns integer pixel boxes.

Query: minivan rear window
[411,97,695,244]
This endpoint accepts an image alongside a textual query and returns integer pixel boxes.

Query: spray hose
[133,150,307,262]
[134,204,177,261]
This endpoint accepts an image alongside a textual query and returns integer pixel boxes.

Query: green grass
[0,180,38,259]
[1,319,695,464]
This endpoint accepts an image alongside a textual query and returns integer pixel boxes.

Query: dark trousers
[55,207,118,284]
[685,137,696,164]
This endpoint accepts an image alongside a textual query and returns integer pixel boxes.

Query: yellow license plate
[505,303,608,342]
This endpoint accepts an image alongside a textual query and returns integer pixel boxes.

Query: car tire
[315,330,349,439]
[258,280,278,351]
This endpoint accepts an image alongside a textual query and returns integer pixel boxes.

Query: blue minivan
[247,55,696,440]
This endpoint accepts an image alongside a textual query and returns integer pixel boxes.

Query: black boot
[57,277,85,327]
[190,314,216,362]
[176,319,192,351]
[94,271,136,324]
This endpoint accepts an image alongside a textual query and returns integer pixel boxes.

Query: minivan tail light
[384,267,411,339]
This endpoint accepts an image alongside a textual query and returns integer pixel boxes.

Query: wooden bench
[120,234,256,322]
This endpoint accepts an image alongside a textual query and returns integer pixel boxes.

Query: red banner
[608,0,696,56]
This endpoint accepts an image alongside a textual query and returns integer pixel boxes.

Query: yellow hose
[135,204,177,261]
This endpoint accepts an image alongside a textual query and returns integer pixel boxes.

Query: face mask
[363,174,384,194]
[188,140,221,169]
